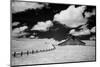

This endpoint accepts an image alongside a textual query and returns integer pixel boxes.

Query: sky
[12,1,96,41]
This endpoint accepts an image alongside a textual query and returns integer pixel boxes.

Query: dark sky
[12,1,96,41]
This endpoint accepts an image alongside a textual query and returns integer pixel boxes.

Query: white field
[11,39,54,53]
[11,39,96,66]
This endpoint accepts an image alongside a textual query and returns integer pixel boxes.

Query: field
[11,39,96,66]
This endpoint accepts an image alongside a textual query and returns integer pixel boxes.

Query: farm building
[58,35,85,46]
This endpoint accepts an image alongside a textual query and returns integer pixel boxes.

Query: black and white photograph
[11,0,96,66]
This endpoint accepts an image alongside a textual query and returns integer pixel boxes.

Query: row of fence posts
[12,44,56,58]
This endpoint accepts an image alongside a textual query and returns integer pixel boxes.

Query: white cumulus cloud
[31,20,53,31]
[12,22,20,26]
[12,26,28,37]
[69,24,91,36]
[69,29,90,36]
[90,26,96,33]
[54,5,87,28]
[85,9,96,18]
[12,2,45,13]
[90,35,96,40]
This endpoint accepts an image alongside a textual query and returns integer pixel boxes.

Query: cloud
[12,2,45,13]
[69,24,91,36]
[69,29,90,36]
[12,22,20,26]
[54,5,87,28]
[84,9,96,18]
[29,35,35,39]
[31,20,53,31]
[12,26,28,37]
[90,26,96,33]
[90,35,96,40]
[12,26,28,33]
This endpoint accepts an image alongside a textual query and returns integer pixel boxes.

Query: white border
[0,0,100,67]
[20,0,97,5]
